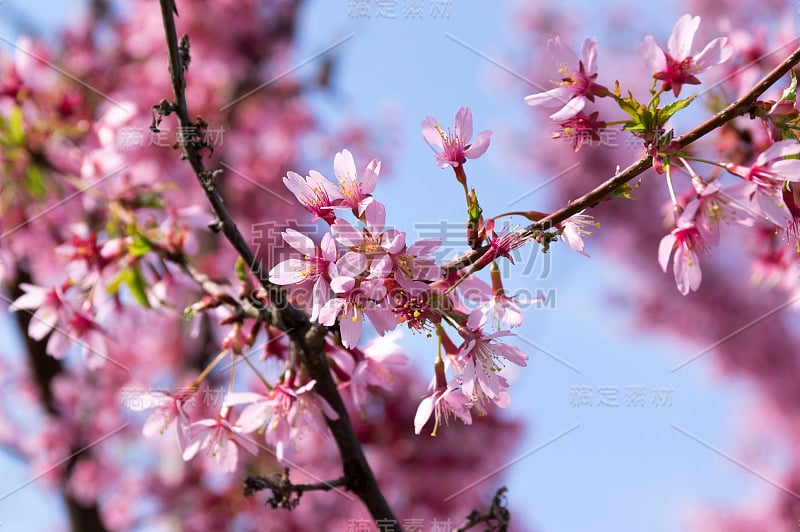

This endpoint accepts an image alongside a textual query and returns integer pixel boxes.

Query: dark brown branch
[244,469,347,510]
[445,42,800,273]
[156,0,398,524]
[454,487,511,532]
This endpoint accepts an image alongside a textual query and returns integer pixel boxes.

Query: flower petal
[668,14,700,60]
[454,107,473,144]
[282,229,315,256]
[464,130,492,160]
[414,396,435,435]
[693,36,732,69]
[658,233,677,272]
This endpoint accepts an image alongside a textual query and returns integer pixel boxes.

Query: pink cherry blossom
[43,312,109,370]
[525,37,608,121]
[456,310,528,410]
[346,331,409,412]
[268,230,338,321]
[127,389,192,451]
[182,411,259,473]
[331,201,401,272]
[558,212,597,257]
[551,110,607,151]
[318,276,393,348]
[472,225,530,270]
[641,14,733,96]
[283,169,343,225]
[225,380,337,461]
[9,283,67,340]
[332,149,380,216]
[370,236,443,288]
[414,382,472,436]
[421,107,492,169]
[658,219,706,296]
[725,140,800,226]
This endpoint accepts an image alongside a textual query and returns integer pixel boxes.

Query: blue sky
[0,1,783,530]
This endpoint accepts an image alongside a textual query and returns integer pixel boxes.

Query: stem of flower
[665,163,682,217]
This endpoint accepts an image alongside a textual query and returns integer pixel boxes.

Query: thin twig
[244,469,347,510]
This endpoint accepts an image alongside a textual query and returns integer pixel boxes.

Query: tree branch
[444,42,800,273]
[244,468,347,510]
[156,0,398,524]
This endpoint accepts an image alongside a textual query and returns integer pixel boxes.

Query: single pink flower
[558,212,598,257]
[421,107,492,169]
[725,140,800,226]
[318,276,393,348]
[331,201,401,275]
[225,380,337,462]
[45,312,109,370]
[283,169,342,225]
[552,111,607,151]
[55,227,110,280]
[456,310,528,410]
[525,37,608,121]
[128,389,192,451]
[460,274,525,330]
[472,225,529,270]
[268,230,338,321]
[658,220,706,296]
[9,283,67,340]
[414,382,472,436]
[372,237,443,287]
[332,149,380,216]
[641,14,732,96]
[346,331,408,412]
[182,412,259,473]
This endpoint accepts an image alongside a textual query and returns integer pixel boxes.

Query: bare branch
[244,469,347,510]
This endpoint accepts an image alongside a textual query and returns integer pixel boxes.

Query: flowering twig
[444,42,800,273]
[156,0,397,524]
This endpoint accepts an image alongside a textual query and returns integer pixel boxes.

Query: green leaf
[7,106,24,146]
[107,267,151,308]
[616,95,644,120]
[612,179,642,199]
[659,94,697,124]
[128,234,153,258]
[135,193,165,209]
[235,257,247,281]
[107,269,127,296]
[182,306,196,321]
[467,189,482,222]
[781,71,797,102]
[125,266,151,308]
[25,164,47,199]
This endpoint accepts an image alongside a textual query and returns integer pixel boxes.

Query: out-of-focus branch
[444,43,800,273]
[156,0,398,524]
[7,270,108,532]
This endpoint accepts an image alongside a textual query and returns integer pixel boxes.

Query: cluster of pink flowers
[657,140,800,295]
[525,14,731,151]
[263,120,535,439]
